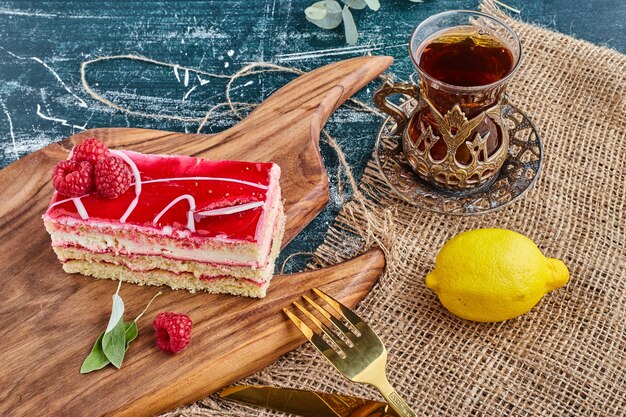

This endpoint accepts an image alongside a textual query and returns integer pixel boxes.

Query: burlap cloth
[169,2,626,416]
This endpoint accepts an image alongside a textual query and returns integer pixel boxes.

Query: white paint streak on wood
[276,43,384,58]
[275,42,408,62]
[188,27,228,39]
[0,7,114,19]
[182,85,197,101]
[0,46,25,60]
[31,57,88,107]
[36,104,86,130]
[0,99,18,158]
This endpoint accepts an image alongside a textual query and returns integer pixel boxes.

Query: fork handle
[377,379,417,417]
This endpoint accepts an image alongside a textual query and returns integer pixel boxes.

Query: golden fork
[283,288,417,417]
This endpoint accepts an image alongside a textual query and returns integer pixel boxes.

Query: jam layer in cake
[61,213,285,298]
[43,148,284,298]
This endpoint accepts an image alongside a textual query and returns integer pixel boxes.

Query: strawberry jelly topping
[45,151,277,242]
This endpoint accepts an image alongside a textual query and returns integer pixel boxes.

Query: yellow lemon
[425,228,569,322]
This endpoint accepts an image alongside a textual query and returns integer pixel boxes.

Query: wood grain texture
[0,56,391,416]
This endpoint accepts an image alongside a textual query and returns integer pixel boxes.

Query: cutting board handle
[201,56,393,240]
[217,56,394,149]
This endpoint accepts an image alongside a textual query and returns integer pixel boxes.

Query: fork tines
[283,287,362,356]
[283,288,416,417]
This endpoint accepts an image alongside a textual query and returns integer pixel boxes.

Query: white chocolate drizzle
[197,201,264,217]
[139,176,268,190]
[72,197,89,220]
[110,150,141,223]
[153,194,196,232]
[48,151,269,233]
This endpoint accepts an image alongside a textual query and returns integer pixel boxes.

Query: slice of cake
[43,138,285,298]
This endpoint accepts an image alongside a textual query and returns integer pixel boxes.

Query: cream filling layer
[57,212,286,298]
[46,198,284,267]
[62,260,271,298]
[53,213,285,284]
[54,248,273,282]
[49,229,259,266]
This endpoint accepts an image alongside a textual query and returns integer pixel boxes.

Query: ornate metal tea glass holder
[374,11,524,193]
[374,97,543,215]
[370,10,541,215]
[374,80,511,192]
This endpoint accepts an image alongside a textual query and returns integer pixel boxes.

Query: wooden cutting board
[0,56,392,416]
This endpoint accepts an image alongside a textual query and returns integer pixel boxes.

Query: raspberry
[153,312,193,354]
[94,155,132,199]
[52,160,93,197]
[72,138,109,165]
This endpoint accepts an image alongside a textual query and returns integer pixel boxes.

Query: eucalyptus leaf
[305,1,343,29]
[80,331,109,374]
[342,0,367,10]
[102,317,126,368]
[124,321,139,350]
[105,281,124,333]
[305,4,326,20]
[304,0,425,45]
[342,5,358,45]
[322,0,342,13]
[363,0,380,11]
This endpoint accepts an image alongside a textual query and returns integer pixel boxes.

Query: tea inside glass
[418,27,514,87]
[374,11,522,191]
[410,23,518,164]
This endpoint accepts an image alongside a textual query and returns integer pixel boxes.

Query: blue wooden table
[1,0,623,270]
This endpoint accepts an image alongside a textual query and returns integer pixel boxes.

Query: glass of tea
[374,10,522,192]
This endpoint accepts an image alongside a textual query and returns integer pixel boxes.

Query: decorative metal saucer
[374,99,543,215]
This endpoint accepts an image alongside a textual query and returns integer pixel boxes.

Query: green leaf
[124,321,139,350]
[80,331,110,374]
[80,288,159,374]
[363,0,380,11]
[342,0,367,10]
[342,5,358,45]
[102,317,127,368]
[305,1,343,29]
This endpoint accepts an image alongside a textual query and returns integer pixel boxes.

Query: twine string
[279,252,322,274]
[80,54,383,130]
[80,54,384,270]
